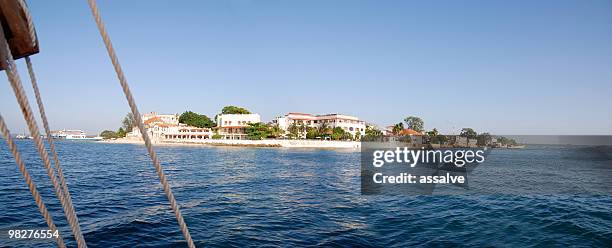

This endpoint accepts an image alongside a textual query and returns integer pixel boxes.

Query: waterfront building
[273,113,366,138]
[215,114,261,140]
[142,112,179,125]
[382,127,424,145]
[127,112,212,141]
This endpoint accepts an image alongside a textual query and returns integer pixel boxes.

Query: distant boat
[15,134,27,139]
[51,129,102,141]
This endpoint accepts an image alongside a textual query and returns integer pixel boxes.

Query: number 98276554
[8,229,59,239]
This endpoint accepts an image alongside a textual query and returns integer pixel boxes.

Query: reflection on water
[0,141,610,247]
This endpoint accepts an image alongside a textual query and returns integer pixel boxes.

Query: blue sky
[1,0,611,135]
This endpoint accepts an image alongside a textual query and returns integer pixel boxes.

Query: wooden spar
[0,0,39,70]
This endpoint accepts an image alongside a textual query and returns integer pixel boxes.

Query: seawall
[102,138,361,149]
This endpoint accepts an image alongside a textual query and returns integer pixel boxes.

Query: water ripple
[0,141,610,247]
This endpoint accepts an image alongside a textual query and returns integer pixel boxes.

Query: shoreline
[98,138,527,149]
[99,138,361,149]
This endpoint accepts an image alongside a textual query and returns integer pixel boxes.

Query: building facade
[142,112,178,125]
[127,112,212,141]
[215,114,261,140]
[273,113,366,138]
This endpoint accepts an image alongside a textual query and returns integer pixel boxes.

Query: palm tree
[298,123,307,139]
[268,124,284,138]
[318,123,332,139]
[288,123,299,139]
[392,122,404,135]
[427,128,439,137]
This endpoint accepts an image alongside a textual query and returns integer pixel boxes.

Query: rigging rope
[24,55,82,236]
[0,115,66,248]
[86,0,196,247]
[0,22,88,248]
[24,55,81,247]
[16,0,37,47]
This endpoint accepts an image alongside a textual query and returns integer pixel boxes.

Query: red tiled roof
[144,116,162,125]
[399,128,423,136]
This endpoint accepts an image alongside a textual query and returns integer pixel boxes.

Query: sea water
[1,140,610,247]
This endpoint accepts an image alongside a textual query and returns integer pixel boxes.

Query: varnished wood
[0,0,39,69]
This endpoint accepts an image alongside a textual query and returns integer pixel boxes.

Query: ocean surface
[0,141,610,247]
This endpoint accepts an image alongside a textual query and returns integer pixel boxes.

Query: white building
[273,113,366,138]
[142,112,178,124]
[215,114,261,140]
[127,112,212,142]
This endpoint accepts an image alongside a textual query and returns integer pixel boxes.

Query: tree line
[100,113,134,139]
[362,115,517,146]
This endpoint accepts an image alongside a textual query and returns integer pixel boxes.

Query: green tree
[245,122,270,140]
[404,116,424,133]
[122,113,135,132]
[460,128,478,139]
[221,106,251,114]
[179,111,214,128]
[497,136,518,146]
[477,132,492,146]
[317,123,332,139]
[288,123,299,139]
[306,127,319,139]
[427,128,448,144]
[298,123,307,139]
[363,126,384,141]
[116,127,127,138]
[268,124,284,138]
[331,127,346,140]
[392,122,404,135]
[100,130,118,139]
[342,132,353,141]
[425,128,439,144]
[426,128,439,137]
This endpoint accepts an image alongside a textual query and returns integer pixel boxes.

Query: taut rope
[0,21,88,248]
[86,0,196,247]
[24,55,82,246]
[0,115,66,248]
[16,0,37,47]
